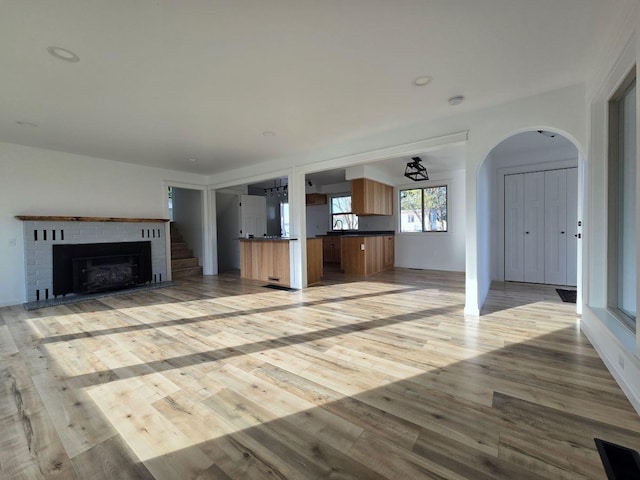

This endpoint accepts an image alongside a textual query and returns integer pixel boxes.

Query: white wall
[172,187,204,266]
[306,205,329,237]
[0,142,206,306]
[580,4,640,413]
[465,86,587,314]
[476,157,493,305]
[395,169,465,272]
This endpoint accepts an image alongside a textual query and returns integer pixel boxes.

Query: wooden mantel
[15,215,170,223]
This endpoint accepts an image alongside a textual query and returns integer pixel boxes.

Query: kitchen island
[240,238,295,287]
[240,237,324,287]
[321,231,394,276]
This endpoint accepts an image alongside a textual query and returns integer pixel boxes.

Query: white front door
[505,174,525,281]
[503,167,579,286]
[565,168,578,286]
[524,171,545,283]
[544,169,568,285]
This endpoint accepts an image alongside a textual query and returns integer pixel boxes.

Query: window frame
[607,68,637,330]
[329,193,359,231]
[398,181,450,234]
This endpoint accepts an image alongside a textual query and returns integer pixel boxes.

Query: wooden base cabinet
[306,238,323,285]
[341,236,386,276]
[383,235,394,270]
[240,239,291,286]
[322,236,341,263]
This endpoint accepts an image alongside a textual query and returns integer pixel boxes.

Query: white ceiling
[0,1,621,175]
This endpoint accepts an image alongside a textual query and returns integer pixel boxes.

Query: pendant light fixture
[404,157,429,181]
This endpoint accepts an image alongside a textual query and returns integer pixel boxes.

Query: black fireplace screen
[53,241,152,296]
[72,254,140,293]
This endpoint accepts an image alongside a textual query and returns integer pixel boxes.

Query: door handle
[561,231,565,234]
[525,231,530,234]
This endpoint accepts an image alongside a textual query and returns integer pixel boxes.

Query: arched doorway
[476,129,584,312]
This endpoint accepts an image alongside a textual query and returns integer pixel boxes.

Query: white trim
[208,131,468,190]
[587,0,639,103]
[0,298,24,308]
[328,191,358,231]
[581,310,640,414]
[209,168,292,191]
[162,180,214,277]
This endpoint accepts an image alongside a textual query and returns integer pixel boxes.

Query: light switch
[360,244,365,250]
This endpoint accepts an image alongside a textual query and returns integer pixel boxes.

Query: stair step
[172,257,198,269]
[171,248,193,259]
[172,266,203,279]
[169,224,200,275]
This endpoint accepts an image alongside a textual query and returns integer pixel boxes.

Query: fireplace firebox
[53,241,152,296]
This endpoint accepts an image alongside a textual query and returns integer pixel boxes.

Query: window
[400,185,448,232]
[608,72,636,326]
[331,195,358,230]
[167,186,174,221]
[280,202,289,237]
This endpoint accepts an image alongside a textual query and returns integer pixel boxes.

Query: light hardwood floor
[1,269,639,479]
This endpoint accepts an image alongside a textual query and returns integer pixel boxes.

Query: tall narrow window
[608,72,636,326]
[280,202,290,237]
[168,186,174,222]
[331,195,358,230]
[400,185,448,232]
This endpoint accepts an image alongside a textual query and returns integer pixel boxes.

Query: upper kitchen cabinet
[351,178,393,215]
[305,193,327,206]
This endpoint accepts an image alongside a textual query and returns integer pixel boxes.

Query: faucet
[333,219,343,229]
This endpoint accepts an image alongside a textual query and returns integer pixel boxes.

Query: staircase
[170,223,203,279]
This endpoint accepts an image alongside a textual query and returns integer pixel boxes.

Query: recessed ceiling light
[16,120,38,127]
[262,131,276,137]
[188,158,197,162]
[414,76,432,86]
[46,46,80,63]
[448,95,465,106]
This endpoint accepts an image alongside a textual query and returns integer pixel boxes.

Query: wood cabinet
[240,239,291,286]
[341,236,387,276]
[383,235,394,270]
[322,236,341,263]
[351,178,393,216]
[306,238,323,285]
[305,193,327,206]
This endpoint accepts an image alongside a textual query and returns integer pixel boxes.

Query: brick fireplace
[16,216,168,303]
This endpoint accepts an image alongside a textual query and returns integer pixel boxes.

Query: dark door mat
[263,284,298,292]
[595,438,640,479]
[556,288,577,303]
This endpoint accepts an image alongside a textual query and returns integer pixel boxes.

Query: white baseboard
[0,298,23,308]
[581,316,640,415]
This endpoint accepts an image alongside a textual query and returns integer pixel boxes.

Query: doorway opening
[477,130,582,306]
[167,186,205,279]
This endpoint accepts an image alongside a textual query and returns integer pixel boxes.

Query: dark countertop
[317,230,395,237]
[239,237,298,241]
